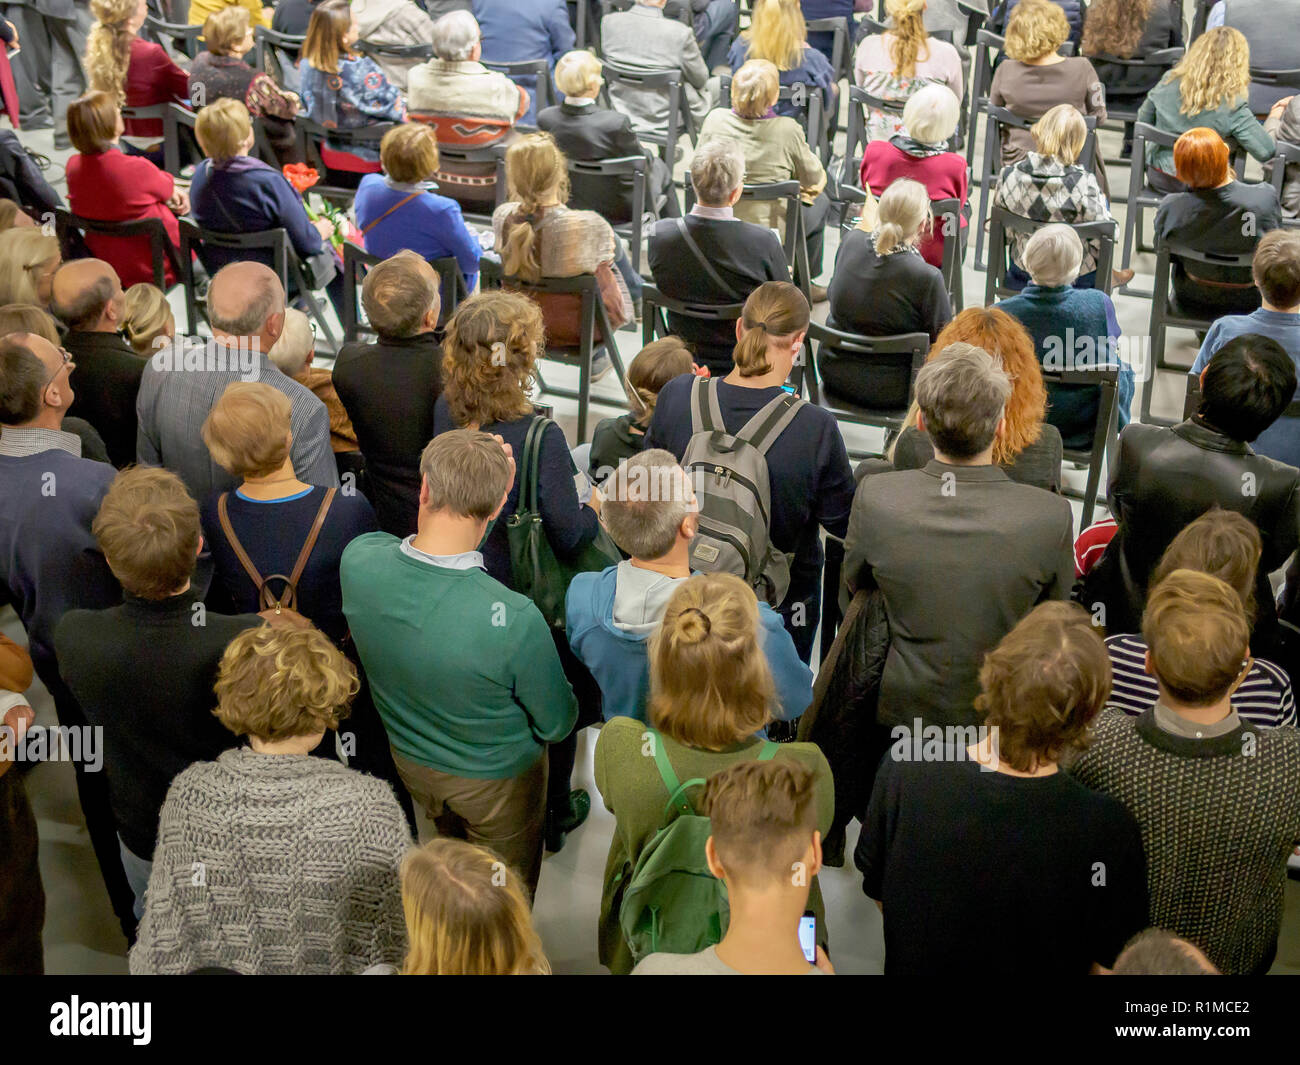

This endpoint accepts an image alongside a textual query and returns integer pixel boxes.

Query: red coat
[66,148,180,287]
[124,37,191,139]
[860,139,969,270]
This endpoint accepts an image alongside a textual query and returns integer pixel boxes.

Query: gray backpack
[682,376,806,606]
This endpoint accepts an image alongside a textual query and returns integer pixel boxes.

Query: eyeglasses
[41,347,74,397]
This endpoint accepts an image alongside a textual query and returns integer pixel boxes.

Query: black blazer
[63,330,145,470]
[332,332,443,538]
[538,101,649,223]
[0,130,61,220]
[646,213,790,374]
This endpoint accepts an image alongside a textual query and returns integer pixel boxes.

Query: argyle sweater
[993,152,1110,274]
[1067,708,1300,974]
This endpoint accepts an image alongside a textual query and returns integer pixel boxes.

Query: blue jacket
[565,562,814,725]
[727,38,836,116]
[474,0,575,125]
[355,173,482,294]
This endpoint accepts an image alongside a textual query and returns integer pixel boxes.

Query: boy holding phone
[632,759,832,975]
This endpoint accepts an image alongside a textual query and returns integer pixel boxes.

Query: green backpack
[619,730,778,965]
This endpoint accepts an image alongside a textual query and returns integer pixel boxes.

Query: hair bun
[675,607,712,644]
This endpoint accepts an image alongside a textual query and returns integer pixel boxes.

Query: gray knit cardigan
[129,748,411,975]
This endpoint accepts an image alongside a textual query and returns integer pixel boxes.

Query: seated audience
[333,251,444,537]
[352,0,436,91]
[120,282,175,357]
[1138,27,1278,194]
[826,178,952,403]
[587,337,695,480]
[1190,230,1300,468]
[892,306,1063,492]
[129,626,411,975]
[49,258,141,469]
[354,123,482,295]
[1154,127,1281,319]
[474,0,575,127]
[567,449,813,723]
[407,11,528,133]
[634,759,833,974]
[65,90,187,288]
[374,838,551,975]
[135,261,338,502]
[842,342,1075,729]
[1107,510,1295,728]
[187,0,272,30]
[538,50,674,227]
[647,138,791,376]
[1067,569,1300,976]
[601,0,713,138]
[594,572,834,974]
[993,103,1128,290]
[1082,334,1300,641]
[1264,94,1300,222]
[200,381,376,645]
[854,0,962,142]
[728,0,835,121]
[299,0,406,132]
[859,83,967,270]
[267,308,357,454]
[0,638,40,974]
[699,59,830,288]
[859,601,1148,975]
[989,0,1084,50]
[647,282,855,662]
[997,224,1134,449]
[341,429,578,896]
[0,228,60,307]
[1110,929,1220,975]
[54,467,261,919]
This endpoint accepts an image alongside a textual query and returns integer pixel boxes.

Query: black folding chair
[930,196,966,313]
[1088,48,1183,170]
[984,204,1116,304]
[1190,0,1216,41]
[253,27,306,92]
[600,60,698,166]
[354,40,434,63]
[296,118,393,203]
[420,137,510,225]
[719,75,828,164]
[340,241,467,342]
[55,209,183,292]
[481,58,557,114]
[1118,121,1179,296]
[640,283,746,349]
[965,28,1005,173]
[571,0,602,50]
[687,178,811,297]
[1044,365,1119,528]
[119,103,185,175]
[1268,139,1300,228]
[567,156,653,273]
[1249,65,1300,112]
[804,16,852,84]
[141,15,204,60]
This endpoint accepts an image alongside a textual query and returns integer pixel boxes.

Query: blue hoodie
[566,561,814,727]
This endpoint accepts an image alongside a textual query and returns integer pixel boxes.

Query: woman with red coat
[859,83,968,270]
[65,90,188,288]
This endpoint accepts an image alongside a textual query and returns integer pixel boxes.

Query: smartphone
[798,911,816,964]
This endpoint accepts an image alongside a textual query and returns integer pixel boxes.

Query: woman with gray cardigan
[129,626,411,976]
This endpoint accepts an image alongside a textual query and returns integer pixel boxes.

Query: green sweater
[1137,76,1275,176]
[593,715,835,974]
[340,534,577,779]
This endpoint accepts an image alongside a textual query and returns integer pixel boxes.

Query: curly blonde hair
[1166,26,1252,116]
[441,291,543,428]
[884,0,931,79]
[85,0,139,106]
[1003,0,1069,62]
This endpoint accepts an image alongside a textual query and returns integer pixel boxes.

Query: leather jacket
[1081,417,1300,637]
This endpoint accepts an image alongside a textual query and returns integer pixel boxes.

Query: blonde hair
[0,303,60,344]
[196,98,252,164]
[1142,569,1251,707]
[121,283,174,356]
[626,337,694,426]
[734,280,809,377]
[649,573,776,750]
[204,5,252,56]
[885,0,930,78]
[92,466,200,599]
[267,307,314,376]
[85,0,138,106]
[501,133,570,283]
[0,229,60,306]
[1166,26,1252,116]
[732,59,780,119]
[553,49,602,97]
[1032,103,1088,165]
[873,177,932,255]
[201,381,293,479]
[380,123,439,184]
[1003,0,1069,62]
[399,839,550,975]
[743,0,807,71]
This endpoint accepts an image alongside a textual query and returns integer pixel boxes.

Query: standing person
[473,0,573,126]
[341,429,578,897]
[5,0,91,147]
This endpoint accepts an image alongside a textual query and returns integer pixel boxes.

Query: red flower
[283,163,320,194]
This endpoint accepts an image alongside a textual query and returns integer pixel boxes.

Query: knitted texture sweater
[129,749,411,975]
[1067,708,1300,975]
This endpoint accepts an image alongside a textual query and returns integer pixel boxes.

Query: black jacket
[1083,417,1300,637]
[63,330,145,470]
[332,331,442,538]
[646,212,790,375]
[538,101,648,223]
[0,130,60,220]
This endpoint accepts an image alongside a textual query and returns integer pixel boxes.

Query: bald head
[50,258,123,332]
[207,262,286,349]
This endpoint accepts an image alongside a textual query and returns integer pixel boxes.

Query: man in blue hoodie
[566,448,813,726]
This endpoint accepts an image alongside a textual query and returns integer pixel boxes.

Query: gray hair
[361,250,439,338]
[206,264,285,337]
[267,308,314,376]
[601,449,693,561]
[432,10,480,62]
[903,83,960,146]
[1022,223,1084,287]
[690,138,745,207]
[915,342,1012,459]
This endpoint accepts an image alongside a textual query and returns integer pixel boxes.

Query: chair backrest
[1039,364,1120,462]
[494,268,618,352]
[1269,139,1300,204]
[142,15,204,60]
[718,76,825,159]
[296,118,391,191]
[253,26,306,91]
[481,59,556,113]
[567,154,648,268]
[804,16,852,82]
[930,196,965,308]
[805,320,929,426]
[178,219,295,332]
[641,283,745,346]
[843,84,907,186]
[1249,66,1300,90]
[340,240,468,342]
[55,208,180,291]
[353,39,434,61]
[600,59,694,163]
[1089,46,1184,71]
[986,103,1098,173]
[985,203,1116,303]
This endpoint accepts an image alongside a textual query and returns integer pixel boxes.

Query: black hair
[1199,333,1296,442]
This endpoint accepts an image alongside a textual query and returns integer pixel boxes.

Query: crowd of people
[1,0,1300,978]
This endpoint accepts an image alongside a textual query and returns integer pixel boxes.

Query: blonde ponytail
[872,177,932,256]
[85,0,137,107]
[886,0,930,78]
[500,133,570,283]
[732,280,810,377]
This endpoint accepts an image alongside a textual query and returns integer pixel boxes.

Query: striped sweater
[1067,708,1300,974]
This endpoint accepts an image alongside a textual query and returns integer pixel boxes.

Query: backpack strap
[689,374,724,436]
[649,728,707,820]
[757,740,778,761]
[217,491,268,594]
[735,390,806,457]
[284,486,337,601]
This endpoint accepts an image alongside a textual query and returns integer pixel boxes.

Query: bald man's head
[49,258,123,332]
[207,262,285,342]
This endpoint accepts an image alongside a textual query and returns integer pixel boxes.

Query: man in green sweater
[341,428,577,896]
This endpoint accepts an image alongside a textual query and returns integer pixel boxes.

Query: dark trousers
[3,3,90,135]
[545,628,602,817]
[0,768,43,973]
[804,192,831,279]
[780,561,824,665]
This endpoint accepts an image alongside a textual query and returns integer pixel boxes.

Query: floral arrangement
[283,164,362,251]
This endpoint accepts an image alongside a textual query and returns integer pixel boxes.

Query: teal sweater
[340,533,577,779]
[1137,77,1274,176]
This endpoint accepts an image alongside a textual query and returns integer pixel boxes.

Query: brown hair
[418,429,514,521]
[626,337,694,427]
[1003,0,1069,62]
[381,123,440,185]
[648,573,775,750]
[1173,126,1231,188]
[67,89,119,155]
[203,5,252,56]
[214,626,358,741]
[501,133,570,283]
[701,758,818,886]
[301,0,354,75]
[0,303,60,344]
[201,381,293,479]
[441,291,542,428]
[1253,229,1300,309]
[361,250,440,338]
[1142,569,1250,706]
[733,281,809,377]
[92,466,200,599]
[1081,0,1152,60]
[0,200,25,231]
[974,601,1111,772]
[1150,508,1261,622]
